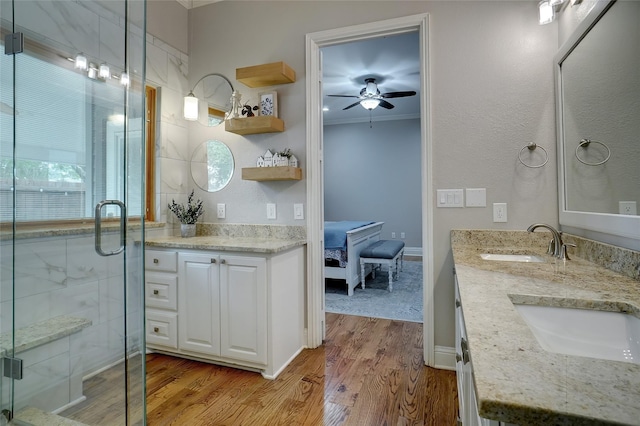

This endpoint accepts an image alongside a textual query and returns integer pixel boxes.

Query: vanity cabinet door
[178,252,221,356]
[219,255,267,364]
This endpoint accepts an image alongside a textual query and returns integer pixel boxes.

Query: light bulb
[183,92,199,121]
[539,0,554,25]
[119,72,130,87]
[99,63,110,79]
[75,54,87,70]
[360,98,380,110]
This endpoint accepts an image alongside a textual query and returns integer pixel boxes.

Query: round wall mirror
[192,74,234,126]
[191,140,234,192]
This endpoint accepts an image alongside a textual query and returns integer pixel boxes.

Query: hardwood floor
[65,313,458,425]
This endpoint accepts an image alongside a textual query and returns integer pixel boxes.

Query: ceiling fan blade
[379,99,395,109]
[327,94,360,98]
[381,91,417,98]
[343,101,362,110]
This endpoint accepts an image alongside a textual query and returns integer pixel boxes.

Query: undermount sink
[513,303,640,364]
[480,253,545,263]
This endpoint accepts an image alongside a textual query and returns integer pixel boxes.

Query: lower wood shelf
[242,166,302,181]
[225,116,284,135]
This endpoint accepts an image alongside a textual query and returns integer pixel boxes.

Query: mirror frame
[555,0,640,243]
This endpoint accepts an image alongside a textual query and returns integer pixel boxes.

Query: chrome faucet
[527,223,564,258]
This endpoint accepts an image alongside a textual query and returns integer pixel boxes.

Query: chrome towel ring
[518,143,548,168]
[575,139,610,166]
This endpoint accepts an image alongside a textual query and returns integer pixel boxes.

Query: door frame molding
[305,13,434,366]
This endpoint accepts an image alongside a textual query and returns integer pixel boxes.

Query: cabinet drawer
[146,250,177,272]
[146,273,177,310]
[146,310,178,349]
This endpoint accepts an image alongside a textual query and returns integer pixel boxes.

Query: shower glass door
[0,0,146,424]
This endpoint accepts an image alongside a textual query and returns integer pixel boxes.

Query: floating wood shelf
[236,62,296,88]
[225,116,284,135]
[242,167,302,181]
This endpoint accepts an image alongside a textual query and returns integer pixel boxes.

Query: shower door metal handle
[95,200,126,256]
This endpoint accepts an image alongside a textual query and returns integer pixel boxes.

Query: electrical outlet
[619,201,637,215]
[391,232,396,239]
[493,203,507,222]
[217,203,225,219]
[294,203,304,220]
[267,203,276,220]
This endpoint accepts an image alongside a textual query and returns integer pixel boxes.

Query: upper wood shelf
[225,116,284,135]
[236,62,296,88]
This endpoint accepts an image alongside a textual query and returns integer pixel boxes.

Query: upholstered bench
[359,240,405,292]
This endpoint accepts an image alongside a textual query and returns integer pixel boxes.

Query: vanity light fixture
[99,63,110,79]
[119,72,130,87]
[74,53,88,70]
[539,0,555,25]
[183,72,235,121]
[87,64,98,80]
[360,98,380,110]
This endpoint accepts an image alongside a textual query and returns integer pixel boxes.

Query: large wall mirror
[191,140,234,192]
[556,0,640,245]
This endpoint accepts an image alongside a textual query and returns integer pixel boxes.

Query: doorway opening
[305,14,434,365]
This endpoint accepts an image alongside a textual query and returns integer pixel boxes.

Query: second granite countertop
[145,235,306,254]
[451,229,640,426]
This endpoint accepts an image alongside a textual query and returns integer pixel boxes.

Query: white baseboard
[434,345,456,370]
[403,246,422,257]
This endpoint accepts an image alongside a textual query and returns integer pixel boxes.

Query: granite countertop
[451,230,640,426]
[145,235,306,254]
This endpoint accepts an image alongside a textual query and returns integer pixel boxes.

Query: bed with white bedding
[324,221,384,296]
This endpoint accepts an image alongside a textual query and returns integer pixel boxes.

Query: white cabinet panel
[145,273,177,310]
[220,255,267,364]
[146,310,178,348]
[178,253,220,356]
[145,249,177,272]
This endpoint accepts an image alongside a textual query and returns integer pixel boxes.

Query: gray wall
[147,0,189,53]
[185,0,558,349]
[324,119,422,249]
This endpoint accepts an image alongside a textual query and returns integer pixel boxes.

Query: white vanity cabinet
[145,244,305,379]
[455,273,516,426]
[178,252,267,364]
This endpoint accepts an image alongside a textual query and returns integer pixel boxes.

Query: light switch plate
[294,203,304,220]
[436,189,464,208]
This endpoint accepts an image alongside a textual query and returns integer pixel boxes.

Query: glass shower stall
[0,0,146,424]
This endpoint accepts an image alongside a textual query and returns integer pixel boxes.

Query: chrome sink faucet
[526,223,566,258]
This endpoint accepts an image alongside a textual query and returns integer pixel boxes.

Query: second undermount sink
[480,253,545,263]
[513,303,640,364]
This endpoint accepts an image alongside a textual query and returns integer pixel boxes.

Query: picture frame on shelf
[259,91,278,117]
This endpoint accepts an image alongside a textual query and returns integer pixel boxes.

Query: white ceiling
[322,31,420,126]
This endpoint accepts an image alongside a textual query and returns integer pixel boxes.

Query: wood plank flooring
[64,313,458,425]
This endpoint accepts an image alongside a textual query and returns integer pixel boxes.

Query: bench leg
[360,261,366,290]
[388,261,394,292]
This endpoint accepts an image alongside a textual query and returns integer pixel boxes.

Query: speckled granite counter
[451,229,640,426]
[145,235,306,254]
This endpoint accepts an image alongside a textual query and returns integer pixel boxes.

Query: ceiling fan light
[360,98,380,110]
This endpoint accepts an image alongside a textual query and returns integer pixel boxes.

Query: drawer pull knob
[153,327,159,333]
[153,289,159,295]
[211,258,216,264]
[220,259,226,264]
[153,258,159,264]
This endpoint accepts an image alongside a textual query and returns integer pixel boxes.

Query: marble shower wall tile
[15,1,100,56]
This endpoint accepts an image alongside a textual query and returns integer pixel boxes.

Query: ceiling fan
[328,78,416,111]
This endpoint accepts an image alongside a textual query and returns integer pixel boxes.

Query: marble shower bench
[1,316,92,416]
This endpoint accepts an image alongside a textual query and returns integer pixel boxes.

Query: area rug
[325,260,423,323]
